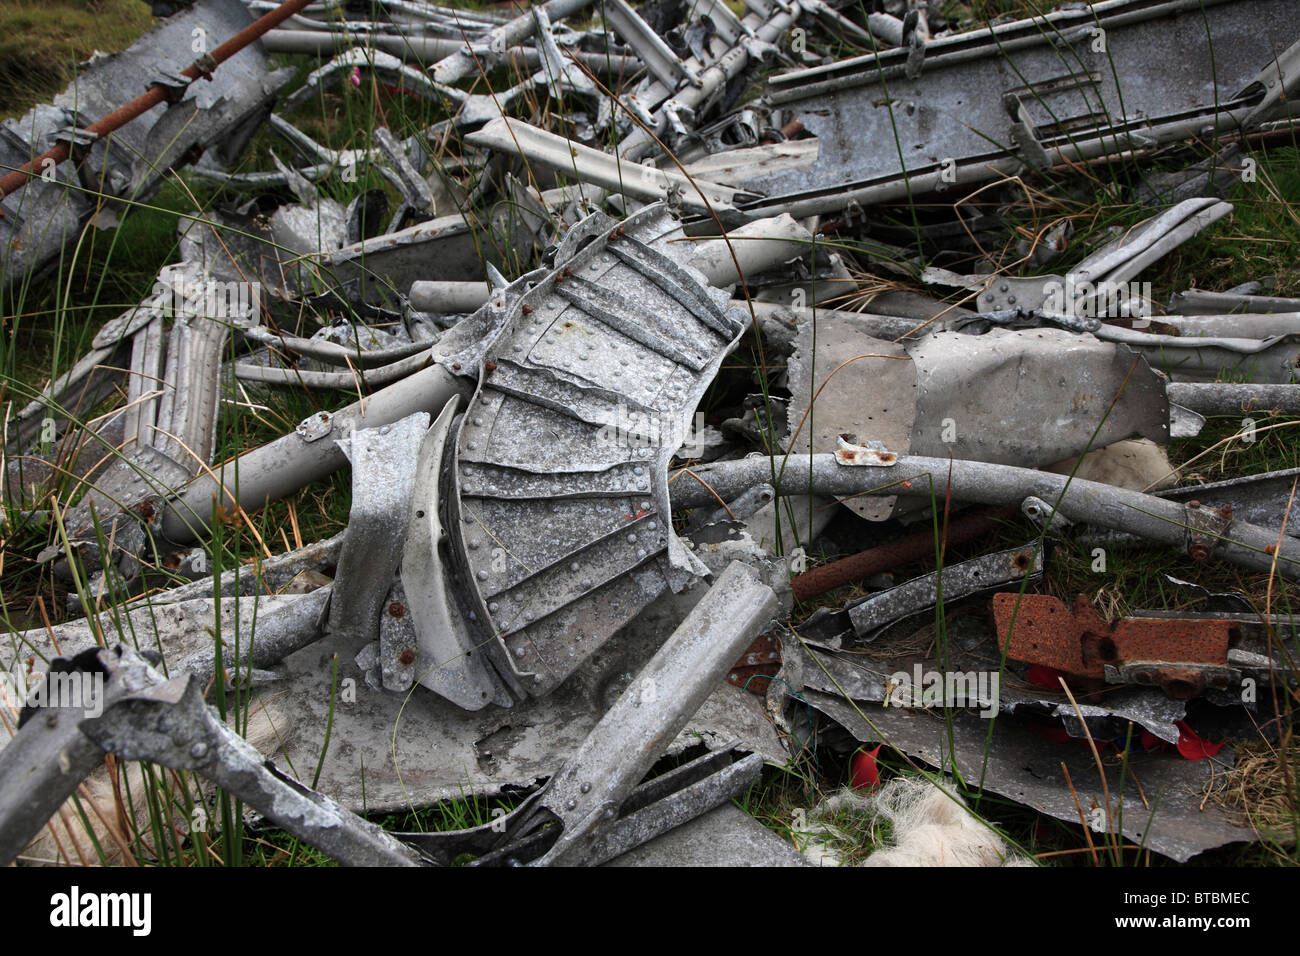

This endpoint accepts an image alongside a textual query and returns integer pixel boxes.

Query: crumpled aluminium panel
[0,0,292,287]
[785,626,1191,745]
[787,319,1170,521]
[439,204,749,700]
[0,560,780,867]
[908,330,1170,460]
[734,0,1300,219]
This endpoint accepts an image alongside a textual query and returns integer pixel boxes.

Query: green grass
[0,0,155,120]
[1149,145,1300,297]
[3,177,208,395]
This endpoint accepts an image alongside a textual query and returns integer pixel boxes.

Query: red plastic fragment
[1026,716,1072,744]
[1174,721,1224,761]
[851,745,883,791]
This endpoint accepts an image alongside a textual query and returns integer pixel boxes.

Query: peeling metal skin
[441,204,748,700]
[322,210,504,305]
[909,331,1171,460]
[784,619,1190,744]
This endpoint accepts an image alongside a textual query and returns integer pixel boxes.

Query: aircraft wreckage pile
[2,0,1299,866]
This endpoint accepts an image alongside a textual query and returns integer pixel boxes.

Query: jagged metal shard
[846,543,1045,641]
[0,561,776,867]
[422,204,747,702]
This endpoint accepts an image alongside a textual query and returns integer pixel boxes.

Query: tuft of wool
[19,701,291,866]
[797,777,1034,867]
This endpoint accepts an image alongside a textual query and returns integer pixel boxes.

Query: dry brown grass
[1207,736,1300,851]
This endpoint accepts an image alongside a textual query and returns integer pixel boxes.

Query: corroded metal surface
[995,592,1238,698]
[5,0,1300,869]
[848,543,1043,640]
[442,204,748,699]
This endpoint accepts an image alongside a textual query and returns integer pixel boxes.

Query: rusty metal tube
[0,0,316,203]
[790,507,1016,601]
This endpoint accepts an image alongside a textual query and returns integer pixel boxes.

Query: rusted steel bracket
[993,593,1241,699]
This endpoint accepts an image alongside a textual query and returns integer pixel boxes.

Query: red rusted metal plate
[1111,617,1233,665]
[994,593,1108,678]
[994,593,1237,697]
